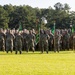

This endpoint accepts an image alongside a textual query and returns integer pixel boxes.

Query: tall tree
[54,2,63,10]
[0,5,9,28]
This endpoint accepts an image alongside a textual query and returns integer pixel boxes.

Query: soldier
[26,30,35,52]
[32,29,36,50]
[15,31,23,54]
[6,29,14,53]
[21,29,28,51]
[39,30,49,53]
[58,30,62,51]
[69,34,73,50]
[63,30,70,50]
[48,30,54,51]
[54,31,60,53]
[0,28,5,51]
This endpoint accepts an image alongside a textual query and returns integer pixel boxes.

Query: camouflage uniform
[15,32,23,54]
[48,30,54,51]
[69,35,73,50]
[6,30,14,53]
[62,31,70,50]
[0,31,5,51]
[22,31,28,51]
[54,31,60,52]
[40,30,49,53]
[26,30,35,52]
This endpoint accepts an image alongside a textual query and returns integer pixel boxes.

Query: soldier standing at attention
[6,29,14,53]
[0,28,6,52]
[21,29,28,51]
[26,30,35,52]
[54,31,60,53]
[48,30,54,51]
[65,30,70,50]
[15,31,23,54]
[39,30,49,54]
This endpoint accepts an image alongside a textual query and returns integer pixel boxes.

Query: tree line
[0,2,75,30]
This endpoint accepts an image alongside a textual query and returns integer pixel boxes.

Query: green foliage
[0,5,9,29]
[0,3,75,29]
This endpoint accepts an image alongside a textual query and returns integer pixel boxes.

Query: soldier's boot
[32,48,35,53]
[57,47,60,53]
[6,50,8,53]
[26,49,29,53]
[11,47,13,53]
[11,50,13,53]
[20,51,22,54]
[57,50,59,53]
[54,50,56,53]
[54,46,56,53]
[46,50,48,54]
[41,50,44,54]
[33,50,34,53]
[15,51,17,54]
[3,49,5,52]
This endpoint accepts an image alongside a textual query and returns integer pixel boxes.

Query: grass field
[0,51,75,75]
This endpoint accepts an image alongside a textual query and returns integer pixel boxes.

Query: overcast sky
[0,0,75,11]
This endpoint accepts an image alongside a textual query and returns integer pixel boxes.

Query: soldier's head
[12,28,15,34]
[40,29,44,34]
[0,28,3,33]
[44,30,47,34]
[18,31,20,35]
[58,30,60,35]
[4,29,6,34]
[68,29,71,33]
[15,30,19,34]
[32,29,36,34]
[9,30,11,33]
[49,30,51,34]
[29,30,32,34]
[27,30,29,34]
[55,31,58,35]
[23,29,26,33]
[65,30,68,34]
[7,29,10,33]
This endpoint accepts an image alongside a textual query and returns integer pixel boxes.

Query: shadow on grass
[0,51,42,55]
[0,51,74,55]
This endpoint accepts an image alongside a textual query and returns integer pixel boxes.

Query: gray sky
[0,0,75,11]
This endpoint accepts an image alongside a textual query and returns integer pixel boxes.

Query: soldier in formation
[39,30,49,53]
[0,28,5,52]
[14,31,23,54]
[26,30,35,52]
[0,28,75,54]
[6,29,14,53]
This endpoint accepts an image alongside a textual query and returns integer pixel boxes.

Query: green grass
[0,51,75,75]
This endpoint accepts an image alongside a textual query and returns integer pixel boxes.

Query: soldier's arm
[33,34,35,41]
[3,33,6,40]
[12,34,15,39]
[21,35,24,43]
[47,34,50,40]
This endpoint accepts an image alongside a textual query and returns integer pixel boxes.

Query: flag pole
[19,21,23,31]
[35,18,40,45]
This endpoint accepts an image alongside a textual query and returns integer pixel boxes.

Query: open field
[0,51,75,75]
